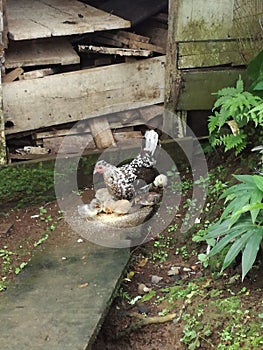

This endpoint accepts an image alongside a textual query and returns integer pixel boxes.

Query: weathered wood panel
[0,0,6,163]
[3,56,165,135]
[176,0,234,41]
[178,41,250,69]
[177,69,248,110]
[7,0,130,41]
[176,0,263,42]
[5,38,80,69]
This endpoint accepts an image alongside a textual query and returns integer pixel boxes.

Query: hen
[94,130,159,200]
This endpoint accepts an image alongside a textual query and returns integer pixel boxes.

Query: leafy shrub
[208,76,263,155]
[199,174,263,280]
[208,50,263,155]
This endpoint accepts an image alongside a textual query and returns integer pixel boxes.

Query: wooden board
[99,0,168,26]
[177,41,247,69]
[3,56,165,135]
[5,38,80,69]
[175,0,263,41]
[177,69,248,110]
[43,134,96,153]
[176,0,234,41]
[88,117,116,149]
[7,0,130,41]
[79,45,152,57]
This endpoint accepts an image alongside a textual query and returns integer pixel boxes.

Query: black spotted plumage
[94,130,159,200]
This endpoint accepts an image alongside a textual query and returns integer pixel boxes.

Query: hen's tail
[144,130,159,156]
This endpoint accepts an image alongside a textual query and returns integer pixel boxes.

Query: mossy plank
[178,41,252,69]
[176,0,234,41]
[176,0,263,41]
[177,69,248,110]
[0,69,7,164]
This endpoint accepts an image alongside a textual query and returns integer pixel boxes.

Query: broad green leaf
[242,227,263,280]
[233,174,256,184]
[247,50,263,81]
[253,175,263,192]
[208,226,248,257]
[221,194,251,224]
[204,217,253,240]
[253,80,263,91]
[222,231,251,271]
[249,187,263,223]
[232,203,263,224]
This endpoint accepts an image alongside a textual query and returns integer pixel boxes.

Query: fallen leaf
[137,258,148,267]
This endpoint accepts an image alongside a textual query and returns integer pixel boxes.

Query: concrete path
[0,230,130,350]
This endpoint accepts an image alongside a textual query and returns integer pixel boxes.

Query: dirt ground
[1,152,263,349]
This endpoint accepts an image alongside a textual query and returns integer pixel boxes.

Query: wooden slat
[2,67,23,82]
[88,117,116,149]
[177,69,248,110]
[3,56,165,135]
[5,38,80,69]
[139,105,163,122]
[178,41,246,69]
[114,131,142,143]
[7,0,130,41]
[43,134,96,153]
[79,45,152,57]
[175,0,234,41]
[175,0,263,41]
[22,68,58,80]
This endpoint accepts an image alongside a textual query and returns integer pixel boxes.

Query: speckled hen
[94,130,159,200]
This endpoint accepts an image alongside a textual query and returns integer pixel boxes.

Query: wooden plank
[43,134,96,153]
[114,131,142,143]
[163,0,181,137]
[2,67,23,82]
[3,56,165,135]
[79,45,152,57]
[22,68,58,80]
[176,0,234,41]
[5,38,80,69]
[135,26,167,51]
[1,0,8,49]
[139,105,163,122]
[99,0,168,26]
[178,41,247,69]
[0,70,6,163]
[177,69,248,110]
[7,0,131,41]
[88,117,116,149]
[176,0,263,41]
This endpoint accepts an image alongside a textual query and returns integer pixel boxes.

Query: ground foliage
[0,147,263,349]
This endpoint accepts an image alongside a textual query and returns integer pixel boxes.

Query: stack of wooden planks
[2,0,168,161]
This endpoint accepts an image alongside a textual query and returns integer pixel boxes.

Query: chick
[77,204,98,219]
[153,174,168,188]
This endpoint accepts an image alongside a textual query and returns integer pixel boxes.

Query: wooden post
[163,0,186,138]
[0,0,7,164]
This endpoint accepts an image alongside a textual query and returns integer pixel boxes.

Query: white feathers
[153,174,168,188]
[144,130,158,156]
[251,145,263,153]
[78,204,98,218]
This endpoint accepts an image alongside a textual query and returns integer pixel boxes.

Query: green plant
[248,49,263,98]
[152,234,175,262]
[208,76,263,155]
[200,174,263,280]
